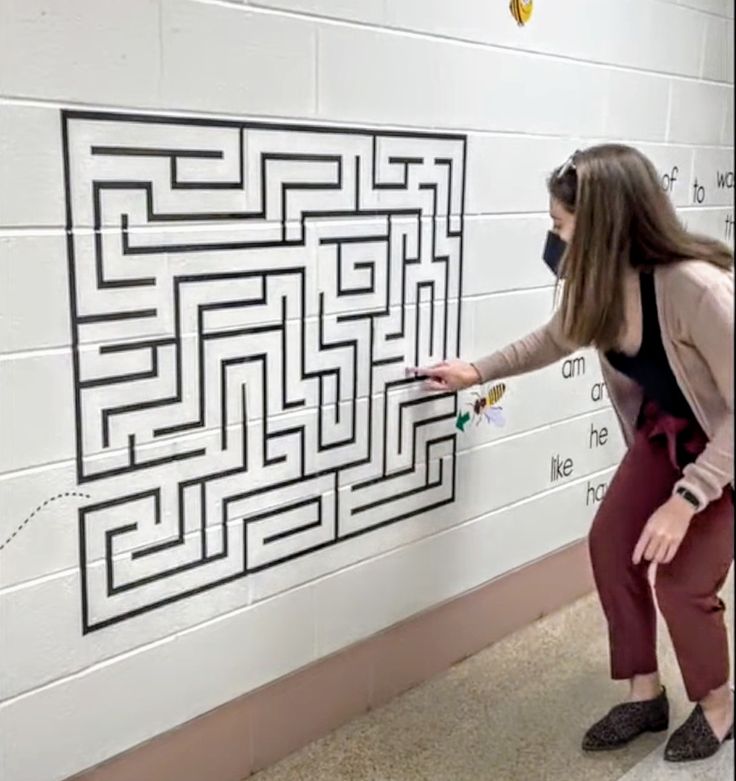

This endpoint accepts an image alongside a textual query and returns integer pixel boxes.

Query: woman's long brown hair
[548,144,733,351]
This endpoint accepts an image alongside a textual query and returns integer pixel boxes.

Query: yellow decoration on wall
[509,0,533,27]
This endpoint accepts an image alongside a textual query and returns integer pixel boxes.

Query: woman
[417,144,734,762]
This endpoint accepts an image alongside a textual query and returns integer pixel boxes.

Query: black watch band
[675,486,701,511]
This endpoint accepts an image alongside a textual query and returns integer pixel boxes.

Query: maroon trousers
[589,403,734,702]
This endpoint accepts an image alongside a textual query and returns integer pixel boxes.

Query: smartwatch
[675,486,701,511]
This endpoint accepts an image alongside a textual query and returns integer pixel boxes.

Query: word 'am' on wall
[0,1,733,780]
[0,105,616,781]
[0,103,730,781]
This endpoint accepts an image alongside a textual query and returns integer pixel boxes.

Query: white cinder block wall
[0,1,733,779]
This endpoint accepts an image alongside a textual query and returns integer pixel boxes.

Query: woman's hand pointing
[406,360,482,392]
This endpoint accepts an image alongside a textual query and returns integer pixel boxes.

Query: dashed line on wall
[0,492,91,553]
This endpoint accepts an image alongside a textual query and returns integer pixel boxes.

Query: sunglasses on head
[557,149,582,179]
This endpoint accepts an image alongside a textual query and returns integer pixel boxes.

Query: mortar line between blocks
[1,94,734,149]
[0,461,619,709]
[1,405,619,594]
[0,205,732,238]
[195,0,734,85]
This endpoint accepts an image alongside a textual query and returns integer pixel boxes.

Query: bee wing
[487,407,505,427]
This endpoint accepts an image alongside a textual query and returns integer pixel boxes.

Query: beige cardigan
[472,260,734,509]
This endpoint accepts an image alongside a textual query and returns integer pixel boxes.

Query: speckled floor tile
[617,740,733,781]
[250,569,733,781]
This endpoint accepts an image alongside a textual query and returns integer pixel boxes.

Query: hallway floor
[251,569,733,781]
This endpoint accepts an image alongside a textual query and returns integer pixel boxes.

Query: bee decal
[469,383,506,427]
[509,0,533,27]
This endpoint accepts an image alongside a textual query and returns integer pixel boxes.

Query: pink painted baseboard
[70,540,595,781]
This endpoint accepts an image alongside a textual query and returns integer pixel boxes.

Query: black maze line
[83,375,604,483]
[78,286,449,476]
[77,258,449,421]
[121,401,455,568]
[77,309,157,324]
[85,383,453,502]
[63,109,467,141]
[80,214,463,240]
[89,220,460,357]
[67,211,467,235]
[97,377,455,515]
[78,385,456,507]
[71,296,462,351]
[65,112,465,632]
[88,431,619,592]
[80,452,456,632]
[79,207,450,278]
[74,377,456,465]
[77,128,461,211]
[93,442,456,576]
[115,208,442,254]
[80,488,458,633]
[62,114,87,494]
[76,213,456,347]
[79,339,169,389]
[324,234,386,297]
[80,394,456,631]
[103,447,454,599]
[79,253,448,352]
[84,151,459,228]
[91,134,246,192]
[85,376,451,481]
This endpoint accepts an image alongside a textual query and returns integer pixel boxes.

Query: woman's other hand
[406,360,482,392]
[632,494,697,566]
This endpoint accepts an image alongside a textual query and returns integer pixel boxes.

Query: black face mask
[543,231,567,278]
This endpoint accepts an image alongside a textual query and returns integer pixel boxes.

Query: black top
[605,272,693,419]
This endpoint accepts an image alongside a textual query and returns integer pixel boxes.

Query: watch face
[677,487,700,508]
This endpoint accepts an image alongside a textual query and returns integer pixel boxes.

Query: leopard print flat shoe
[582,688,669,752]
[664,705,734,763]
